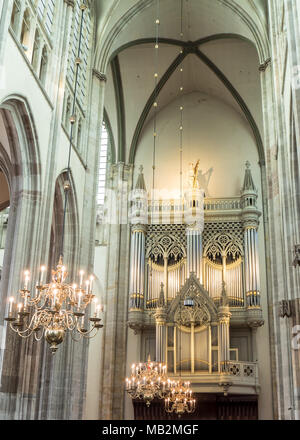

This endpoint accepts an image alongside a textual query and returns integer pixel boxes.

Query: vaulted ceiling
[95,0,269,164]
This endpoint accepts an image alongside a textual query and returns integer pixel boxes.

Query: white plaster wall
[256,218,274,419]
[0,35,52,171]
[135,92,261,202]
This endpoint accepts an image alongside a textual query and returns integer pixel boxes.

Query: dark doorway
[133,394,258,420]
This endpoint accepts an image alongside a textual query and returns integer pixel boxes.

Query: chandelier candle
[4,257,103,353]
[126,357,170,407]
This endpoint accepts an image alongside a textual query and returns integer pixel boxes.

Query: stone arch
[204,232,244,261]
[0,96,42,418]
[50,170,80,278]
[0,95,42,320]
[167,273,218,323]
[95,0,270,72]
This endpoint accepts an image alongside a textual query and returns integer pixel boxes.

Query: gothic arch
[51,170,80,277]
[168,273,218,323]
[95,0,270,72]
[0,95,42,320]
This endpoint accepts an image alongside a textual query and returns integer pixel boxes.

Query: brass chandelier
[4,2,103,353]
[126,357,170,407]
[165,379,196,415]
[5,258,103,354]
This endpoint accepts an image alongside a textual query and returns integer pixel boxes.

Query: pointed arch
[168,273,218,323]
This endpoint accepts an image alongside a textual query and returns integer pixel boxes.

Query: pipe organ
[128,162,264,394]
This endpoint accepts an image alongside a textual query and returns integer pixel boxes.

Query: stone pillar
[99,162,133,420]
[154,284,167,363]
[129,224,147,310]
[218,306,231,372]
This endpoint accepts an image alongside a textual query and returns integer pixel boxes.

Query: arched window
[77,118,82,152]
[39,45,48,86]
[20,8,31,49]
[32,30,41,71]
[97,121,109,206]
[67,0,92,110]
[36,0,56,35]
[10,0,21,34]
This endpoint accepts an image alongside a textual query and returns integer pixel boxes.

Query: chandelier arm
[11,325,34,339]
[80,329,99,339]
[34,330,45,342]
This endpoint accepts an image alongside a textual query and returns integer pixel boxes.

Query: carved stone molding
[279,300,292,318]
[218,382,232,396]
[64,0,75,7]
[132,223,148,235]
[259,58,271,72]
[92,69,107,82]
[293,245,300,268]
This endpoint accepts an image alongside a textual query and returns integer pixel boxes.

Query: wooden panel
[133,394,258,420]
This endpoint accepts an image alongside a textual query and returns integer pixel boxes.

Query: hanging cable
[179,0,184,379]
[60,2,87,259]
[150,0,160,304]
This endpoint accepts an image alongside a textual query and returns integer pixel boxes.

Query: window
[20,8,31,49]
[32,29,40,71]
[39,45,48,85]
[36,0,55,36]
[67,0,92,110]
[97,122,109,206]
[10,0,21,34]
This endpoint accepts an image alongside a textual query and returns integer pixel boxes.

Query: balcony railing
[168,361,259,394]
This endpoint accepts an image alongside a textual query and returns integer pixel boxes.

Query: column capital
[241,208,261,229]
[154,310,167,325]
[92,69,107,82]
[131,224,147,234]
[218,305,231,323]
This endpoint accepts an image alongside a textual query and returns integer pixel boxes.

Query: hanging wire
[60,2,87,259]
[150,0,160,305]
[179,0,184,379]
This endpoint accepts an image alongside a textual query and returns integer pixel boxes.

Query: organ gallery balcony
[168,361,260,396]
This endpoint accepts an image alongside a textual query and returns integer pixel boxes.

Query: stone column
[218,306,231,372]
[99,163,133,420]
[154,284,167,363]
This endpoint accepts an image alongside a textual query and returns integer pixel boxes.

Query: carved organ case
[128,163,263,395]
